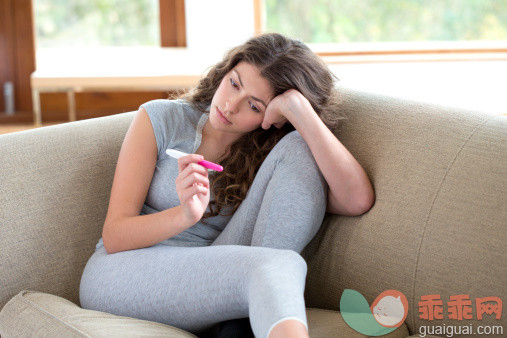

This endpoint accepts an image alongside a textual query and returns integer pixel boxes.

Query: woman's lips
[217,108,232,124]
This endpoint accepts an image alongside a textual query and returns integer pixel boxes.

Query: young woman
[79,33,374,338]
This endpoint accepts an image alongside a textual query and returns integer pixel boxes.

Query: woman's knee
[271,131,326,179]
[271,131,311,161]
[252,249,307,278]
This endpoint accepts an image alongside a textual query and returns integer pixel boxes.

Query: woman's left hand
[261,89,312,130]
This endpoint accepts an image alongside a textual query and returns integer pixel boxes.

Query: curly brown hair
[178,32,346,222]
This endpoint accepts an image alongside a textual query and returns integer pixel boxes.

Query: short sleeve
[140,99,182,156]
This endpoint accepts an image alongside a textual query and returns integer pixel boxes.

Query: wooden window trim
[0,0,36,115]
[160,0,186,47]
[312,41,507,63]
[253,0,265,36]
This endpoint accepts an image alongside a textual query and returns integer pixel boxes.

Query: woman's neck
[202,118,240,149]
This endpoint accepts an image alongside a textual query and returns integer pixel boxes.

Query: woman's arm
[291,108,375,216]
[102,108,195,254]
[263,89,375,216]
[104,206,193,254]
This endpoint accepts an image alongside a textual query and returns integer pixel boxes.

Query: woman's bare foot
[268,319,309,338]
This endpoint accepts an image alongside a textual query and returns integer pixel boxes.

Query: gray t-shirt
[96,98,234,251]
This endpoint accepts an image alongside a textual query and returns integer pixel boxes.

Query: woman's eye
[250,103,260,112]
[230,78,239,89]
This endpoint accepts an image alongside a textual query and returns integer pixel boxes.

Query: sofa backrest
[301,86,506,335]
[0,112,134,310]
[1,87,505,336]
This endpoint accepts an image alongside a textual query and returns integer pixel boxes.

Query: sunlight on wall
[330,61,506,115]
[185,0,255,52]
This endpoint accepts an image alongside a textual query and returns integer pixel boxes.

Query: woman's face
[209,61,273,139]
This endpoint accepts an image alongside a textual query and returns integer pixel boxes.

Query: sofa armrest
[0,112,135,310]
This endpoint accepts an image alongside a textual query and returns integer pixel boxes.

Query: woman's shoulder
[139,98,206,155]
[140,97,208,135]
[140,98,187,112]
[141,98,205,119]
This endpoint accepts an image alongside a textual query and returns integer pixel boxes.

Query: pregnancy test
[166,149,223,172]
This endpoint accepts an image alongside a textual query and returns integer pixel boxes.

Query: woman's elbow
[326,184,376,216]
[101,233,114,255]
[354,189,376,216]
[101,224,119,255]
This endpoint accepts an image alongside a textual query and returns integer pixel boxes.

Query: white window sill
[35,46,225,77]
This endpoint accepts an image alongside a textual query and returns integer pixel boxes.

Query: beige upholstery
[301,86,506,333]
[0,291,414,338]
[0,291,197,337]
[305,307,410,337]
[1,85,505,337]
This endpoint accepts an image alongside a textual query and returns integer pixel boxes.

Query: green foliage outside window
[34,0,159,48]
[265,0,507,43]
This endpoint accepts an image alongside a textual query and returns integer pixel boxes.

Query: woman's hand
[261,89,313,130]
[175,154,210,224]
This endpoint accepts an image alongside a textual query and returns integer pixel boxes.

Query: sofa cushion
[306,307,410,337]
[0,290,197,337]
[0,291,415,338]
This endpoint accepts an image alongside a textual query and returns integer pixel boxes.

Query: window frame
[254,0,507,63]
[0,0,186,122]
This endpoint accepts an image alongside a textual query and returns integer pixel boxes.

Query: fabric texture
[0,291,413,338]
[0,290,197,337]
[305,308,410,338]
[301,86,507,334]
[80,98,328,338]
[0,111,135,311]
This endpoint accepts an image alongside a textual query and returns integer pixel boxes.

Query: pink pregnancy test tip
[198,160,223,172]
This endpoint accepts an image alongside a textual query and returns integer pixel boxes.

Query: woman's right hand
[175,154,210,224]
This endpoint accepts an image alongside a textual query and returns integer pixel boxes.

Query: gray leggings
[79,130,328,338]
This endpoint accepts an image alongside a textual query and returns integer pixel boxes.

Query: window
[34,0,160,48]
[25,0,185,123]
[264,0,507,44]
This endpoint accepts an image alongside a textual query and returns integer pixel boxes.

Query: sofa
[0,85,505,338]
